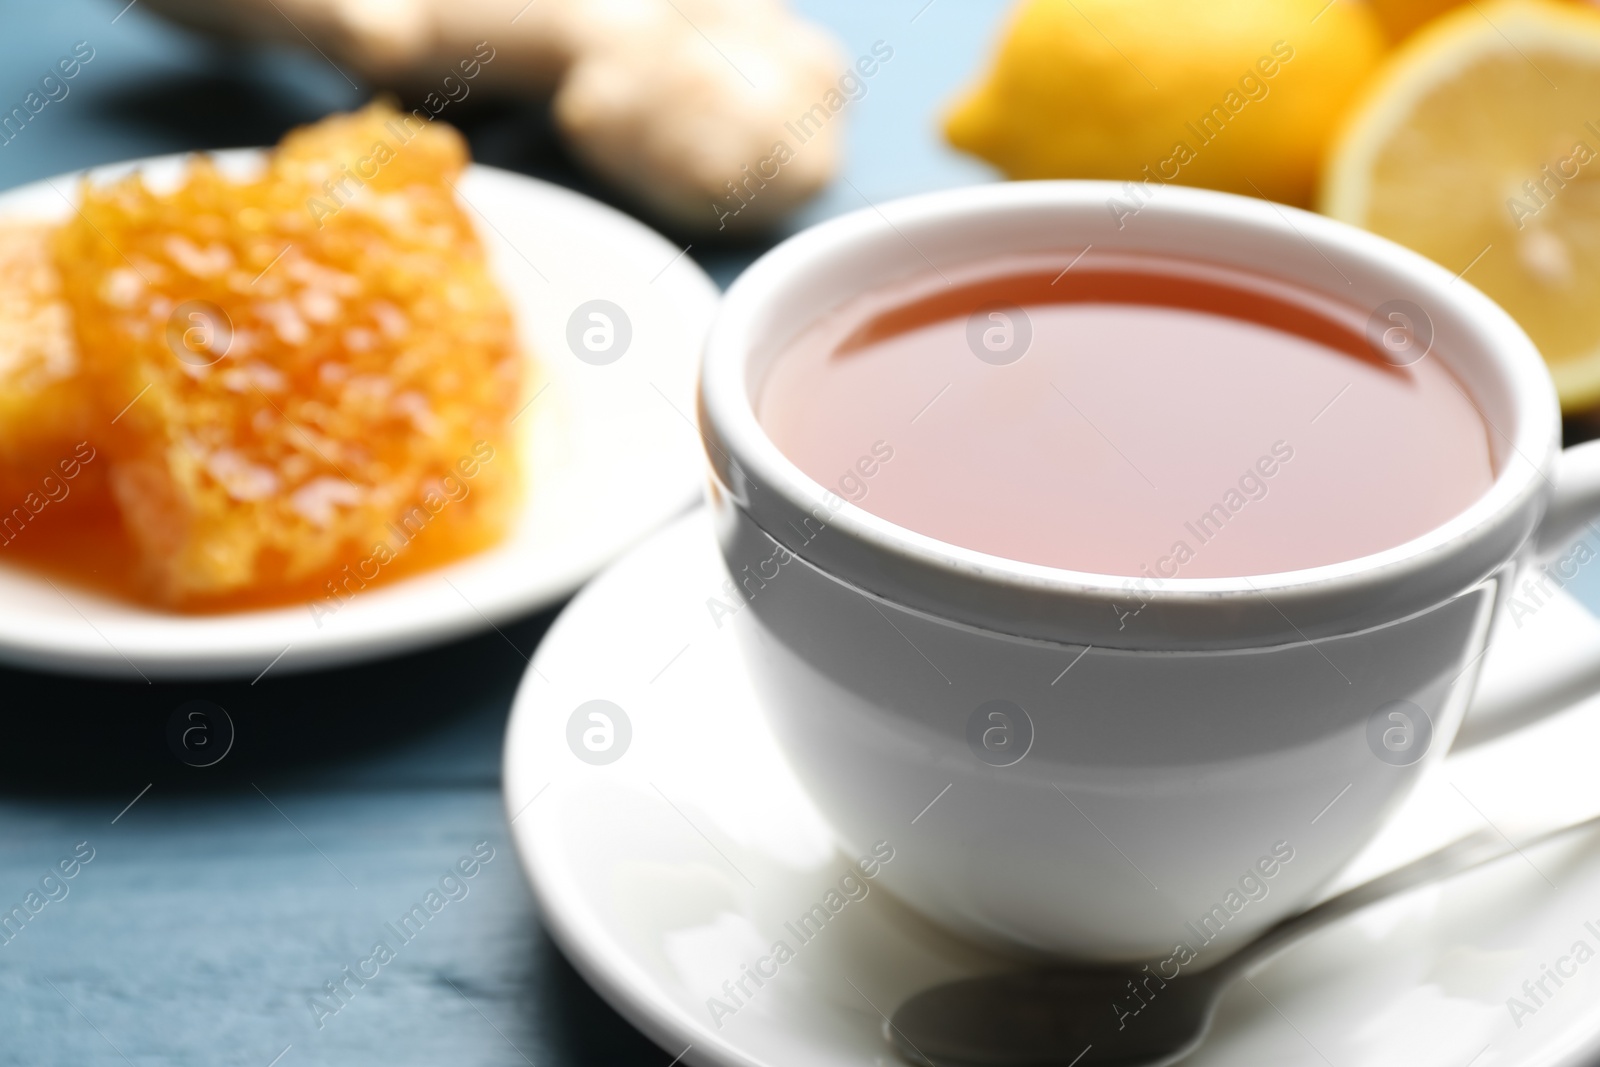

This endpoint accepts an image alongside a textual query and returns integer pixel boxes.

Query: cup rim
[698,181,1558,651]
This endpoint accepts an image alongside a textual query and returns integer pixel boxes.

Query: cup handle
[1454,438,1600,750]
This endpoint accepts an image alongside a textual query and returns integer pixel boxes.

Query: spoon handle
[1221,809,1600,977]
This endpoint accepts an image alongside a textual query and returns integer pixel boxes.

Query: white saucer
[506,508,1600,1067]
[0,153,717,679]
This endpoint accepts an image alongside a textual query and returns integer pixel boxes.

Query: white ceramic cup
[698,181,1600,961]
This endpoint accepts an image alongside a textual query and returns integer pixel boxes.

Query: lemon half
[1322,0,1600,410]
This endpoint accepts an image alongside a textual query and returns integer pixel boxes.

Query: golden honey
[36,102,524,608]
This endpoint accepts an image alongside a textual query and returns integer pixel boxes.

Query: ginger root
[139,0,847,232]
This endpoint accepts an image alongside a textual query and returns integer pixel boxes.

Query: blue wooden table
[7,3,1600,1064]
[0,2,1008,1064]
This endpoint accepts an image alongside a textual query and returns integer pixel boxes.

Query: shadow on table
[540,930,679,1064]
[445,925,676,1066]
[0,606,559,798]
[86,54,355,156]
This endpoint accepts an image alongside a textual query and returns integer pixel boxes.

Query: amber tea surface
[759,252,1494,578]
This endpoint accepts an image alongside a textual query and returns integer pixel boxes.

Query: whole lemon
[945,0,1386,206]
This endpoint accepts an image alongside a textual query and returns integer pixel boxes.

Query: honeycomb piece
[53,102,524,606]
[0,222,106,521]
[0,224,90,478]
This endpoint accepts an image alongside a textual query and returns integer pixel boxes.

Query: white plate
[0,153,717,679]
[505,508,1600,1067]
